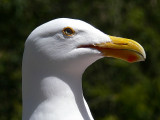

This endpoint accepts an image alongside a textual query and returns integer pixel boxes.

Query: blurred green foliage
[0,0,160,120]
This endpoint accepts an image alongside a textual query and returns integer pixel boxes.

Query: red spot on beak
[127,55,138,63]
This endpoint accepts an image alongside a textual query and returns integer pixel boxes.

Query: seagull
[22,18,146,120]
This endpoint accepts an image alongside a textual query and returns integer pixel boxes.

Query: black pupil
[65,28,73,35]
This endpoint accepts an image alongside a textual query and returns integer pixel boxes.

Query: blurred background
[0,0,160,120]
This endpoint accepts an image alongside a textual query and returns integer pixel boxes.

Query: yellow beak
[95,36,146,63]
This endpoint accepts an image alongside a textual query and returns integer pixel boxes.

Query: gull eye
[62,27,75,36]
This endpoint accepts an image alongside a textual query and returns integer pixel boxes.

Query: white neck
[22,47,99,120]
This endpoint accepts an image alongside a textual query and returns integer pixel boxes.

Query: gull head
[24,18,146,73]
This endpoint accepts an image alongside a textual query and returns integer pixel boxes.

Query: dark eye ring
[62,27,75,36]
